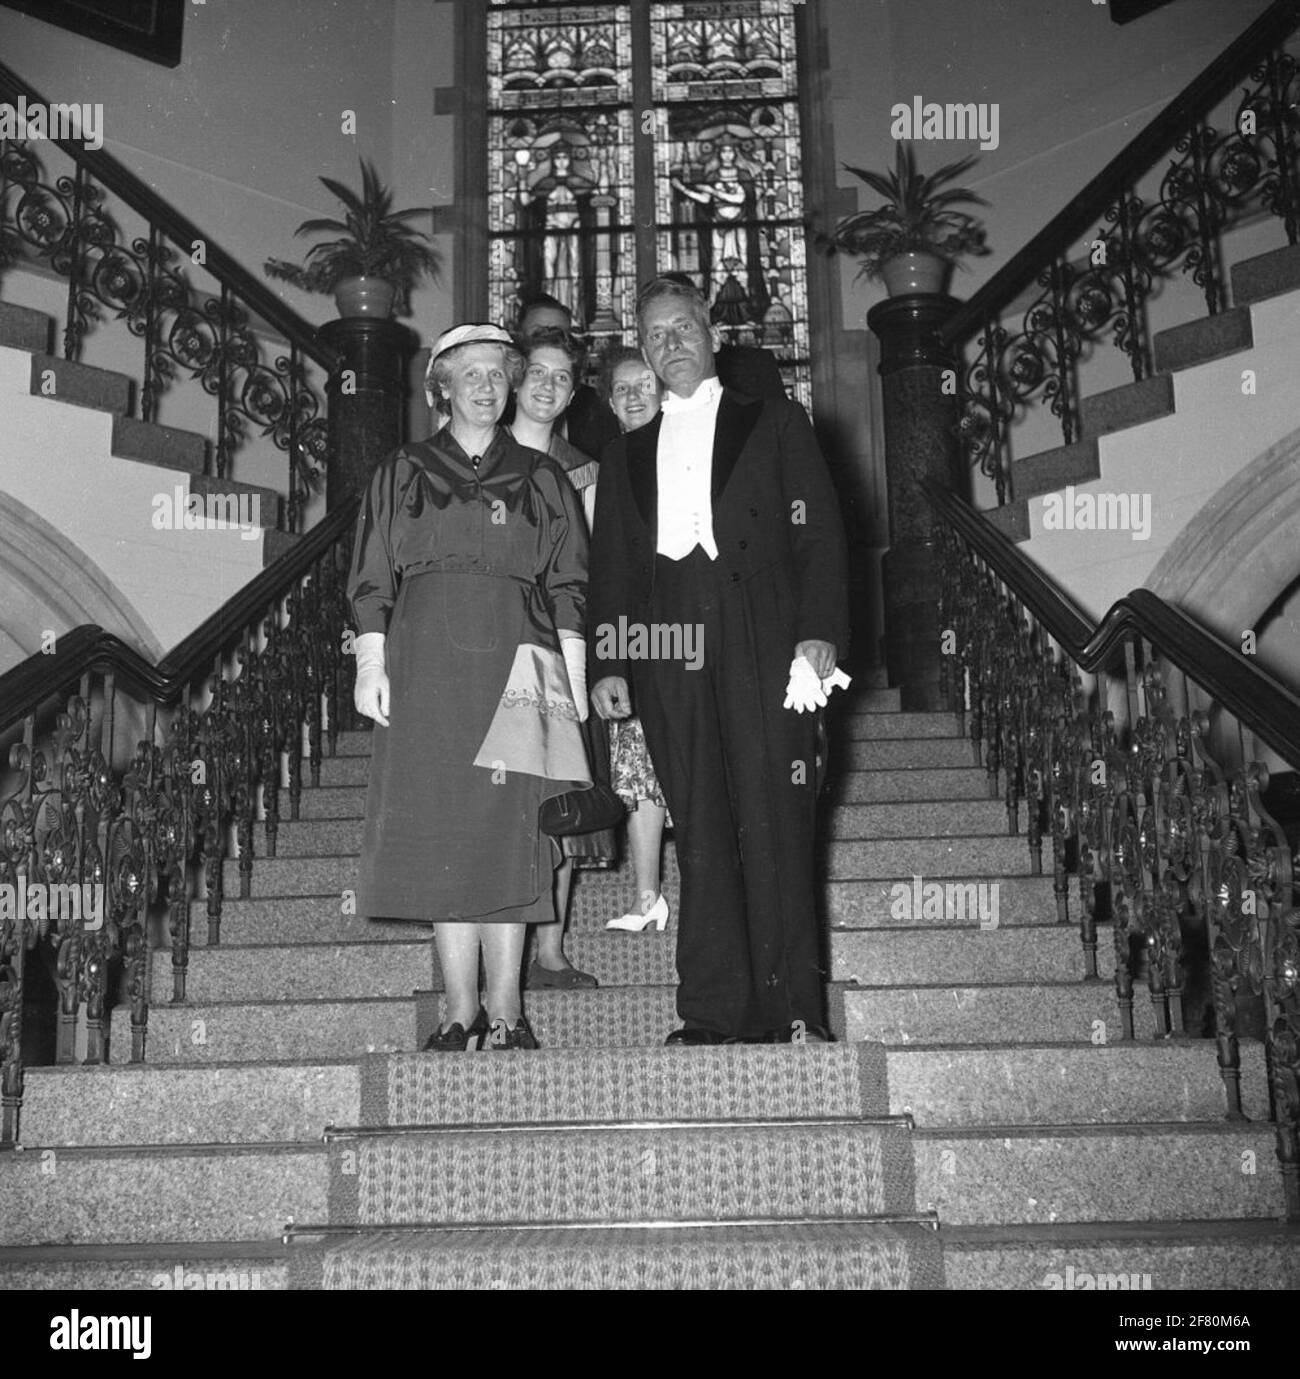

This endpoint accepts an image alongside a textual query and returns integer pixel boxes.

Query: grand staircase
[1,679,1295,1290]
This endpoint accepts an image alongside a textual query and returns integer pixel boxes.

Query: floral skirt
[609,714,669,816]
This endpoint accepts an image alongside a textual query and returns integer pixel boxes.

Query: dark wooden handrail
[920,479,1300,766]
[0,497,360,736]
[940,0,1300,348]
[0,59,338,373]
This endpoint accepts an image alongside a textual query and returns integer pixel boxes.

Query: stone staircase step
[110,414,208,472]
[941,1218,1300,1290]
[0,1241,291,1292]
[0,301,52,353]
[1152,305,1252,373]
[834,925,1109,986]
[29,351,132,413]
[263,529,303,566]
[1231,241,1300,307]
[828,875,1058,928]
[839,711,961,740]
[267,798,1009,857]
[886,1040,1269,1127]
[1079,373,1175,439]
[189,473,281,530]
[110,997,416,1065]
[0,1141,327,1245]
[1010,438,1100,503]
[326,1120,917,1227]
[985,500,1030,544]
[286,764,999,818]
[838,979,1155,1045]
[288,1220,943,1290]
[828,767,992,804]
[825,836,1033,879]
[913,1122,1282,1225]
[22,1045,890,1146]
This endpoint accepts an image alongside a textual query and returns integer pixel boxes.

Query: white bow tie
[660,377,723,415]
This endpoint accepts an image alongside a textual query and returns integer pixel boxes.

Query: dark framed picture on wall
[0,0,185,67]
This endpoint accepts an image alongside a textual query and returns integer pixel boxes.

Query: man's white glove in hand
[783,655,852,713]
[353,631,390,727]
[561,634,589,723]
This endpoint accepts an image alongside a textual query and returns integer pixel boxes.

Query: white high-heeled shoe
[606,893,669,932]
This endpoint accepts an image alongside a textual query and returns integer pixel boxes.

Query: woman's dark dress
[347,427,590,922]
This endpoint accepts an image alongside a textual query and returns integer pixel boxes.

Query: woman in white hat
[347,323,593,1051]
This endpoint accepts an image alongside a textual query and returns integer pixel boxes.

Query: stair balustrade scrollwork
[0,137,330,532]
[928,480,1300,1219]
[946,15,1300,503]
[0,504,359,1143]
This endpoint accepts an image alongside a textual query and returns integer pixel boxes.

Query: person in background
[598,347,672,934]
[349,323,592,1052]
[516,292,623,459]
[509,326,613,987]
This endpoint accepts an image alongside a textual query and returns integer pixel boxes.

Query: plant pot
[334,275,397,319]
[879,251,950,297]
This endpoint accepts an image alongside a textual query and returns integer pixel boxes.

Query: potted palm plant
[264,159,440,318]
[823,142,990,296]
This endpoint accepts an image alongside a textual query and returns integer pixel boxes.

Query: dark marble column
[320,317,415,508]
[867,293,962,712]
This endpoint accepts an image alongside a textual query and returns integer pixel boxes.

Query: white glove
[783,655,852,713]
[353,631,390,727]
[561,634,589,723]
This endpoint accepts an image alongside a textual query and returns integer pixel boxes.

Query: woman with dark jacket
[348,323,592,1051]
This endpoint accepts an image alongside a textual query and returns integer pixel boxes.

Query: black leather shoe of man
[664,1027,728,1046]
[767,1021,835,1044]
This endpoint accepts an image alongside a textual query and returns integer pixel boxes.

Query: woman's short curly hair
[426,340,525,415]
[518,324,586,376]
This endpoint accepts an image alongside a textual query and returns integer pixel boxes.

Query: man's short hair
[634,276,711,336]
[516,292,572,331]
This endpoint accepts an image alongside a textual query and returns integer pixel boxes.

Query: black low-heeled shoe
[422,1006,488,1053]
[484,1015,539,1050]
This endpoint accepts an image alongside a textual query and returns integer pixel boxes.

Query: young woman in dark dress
[348,324,593,1051]
[508,327,615,990]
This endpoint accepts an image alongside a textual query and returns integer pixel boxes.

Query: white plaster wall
[1019,290,1300,620]
[0,345,266,654]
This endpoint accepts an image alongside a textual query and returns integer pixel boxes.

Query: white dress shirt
[656,375,723,560]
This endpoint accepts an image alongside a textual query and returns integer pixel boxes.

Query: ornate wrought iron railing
[0,498,359,1143]
[0,60,336,533]
[943,0,1300,504]
[923,477,1300,1219]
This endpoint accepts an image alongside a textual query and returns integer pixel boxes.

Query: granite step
[833,925,1108,986]
[0,301,53,353]
[21,1045,891,1146]
[189,473,281,530]
[985,501,1030,544]
[1009,438,1100,503]
[315,736,979,786]
[222,834,1034,894]
[266,798,1010,856]
[1231,241,1300,307]
[28,351,132,413]
[838,979,1153,1046]
[200,874,1062,946]
[943,1218,1300,1291]
[912,1122,1283,1225]
[0,1142,328,1246]
[885,1040,1269,1127]
[283,764,999,819]
[1079,373,1175,440]
[110,414,208,472]
[0,1241,291,1292]
[1152,305,1253,373]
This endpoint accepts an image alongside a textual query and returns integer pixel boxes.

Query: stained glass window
[486,0,812,411]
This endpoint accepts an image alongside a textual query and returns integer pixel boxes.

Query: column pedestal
[867,292,962,712]
[320,316,415,509]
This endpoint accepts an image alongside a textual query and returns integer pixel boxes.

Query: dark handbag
[540,713,626,836]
